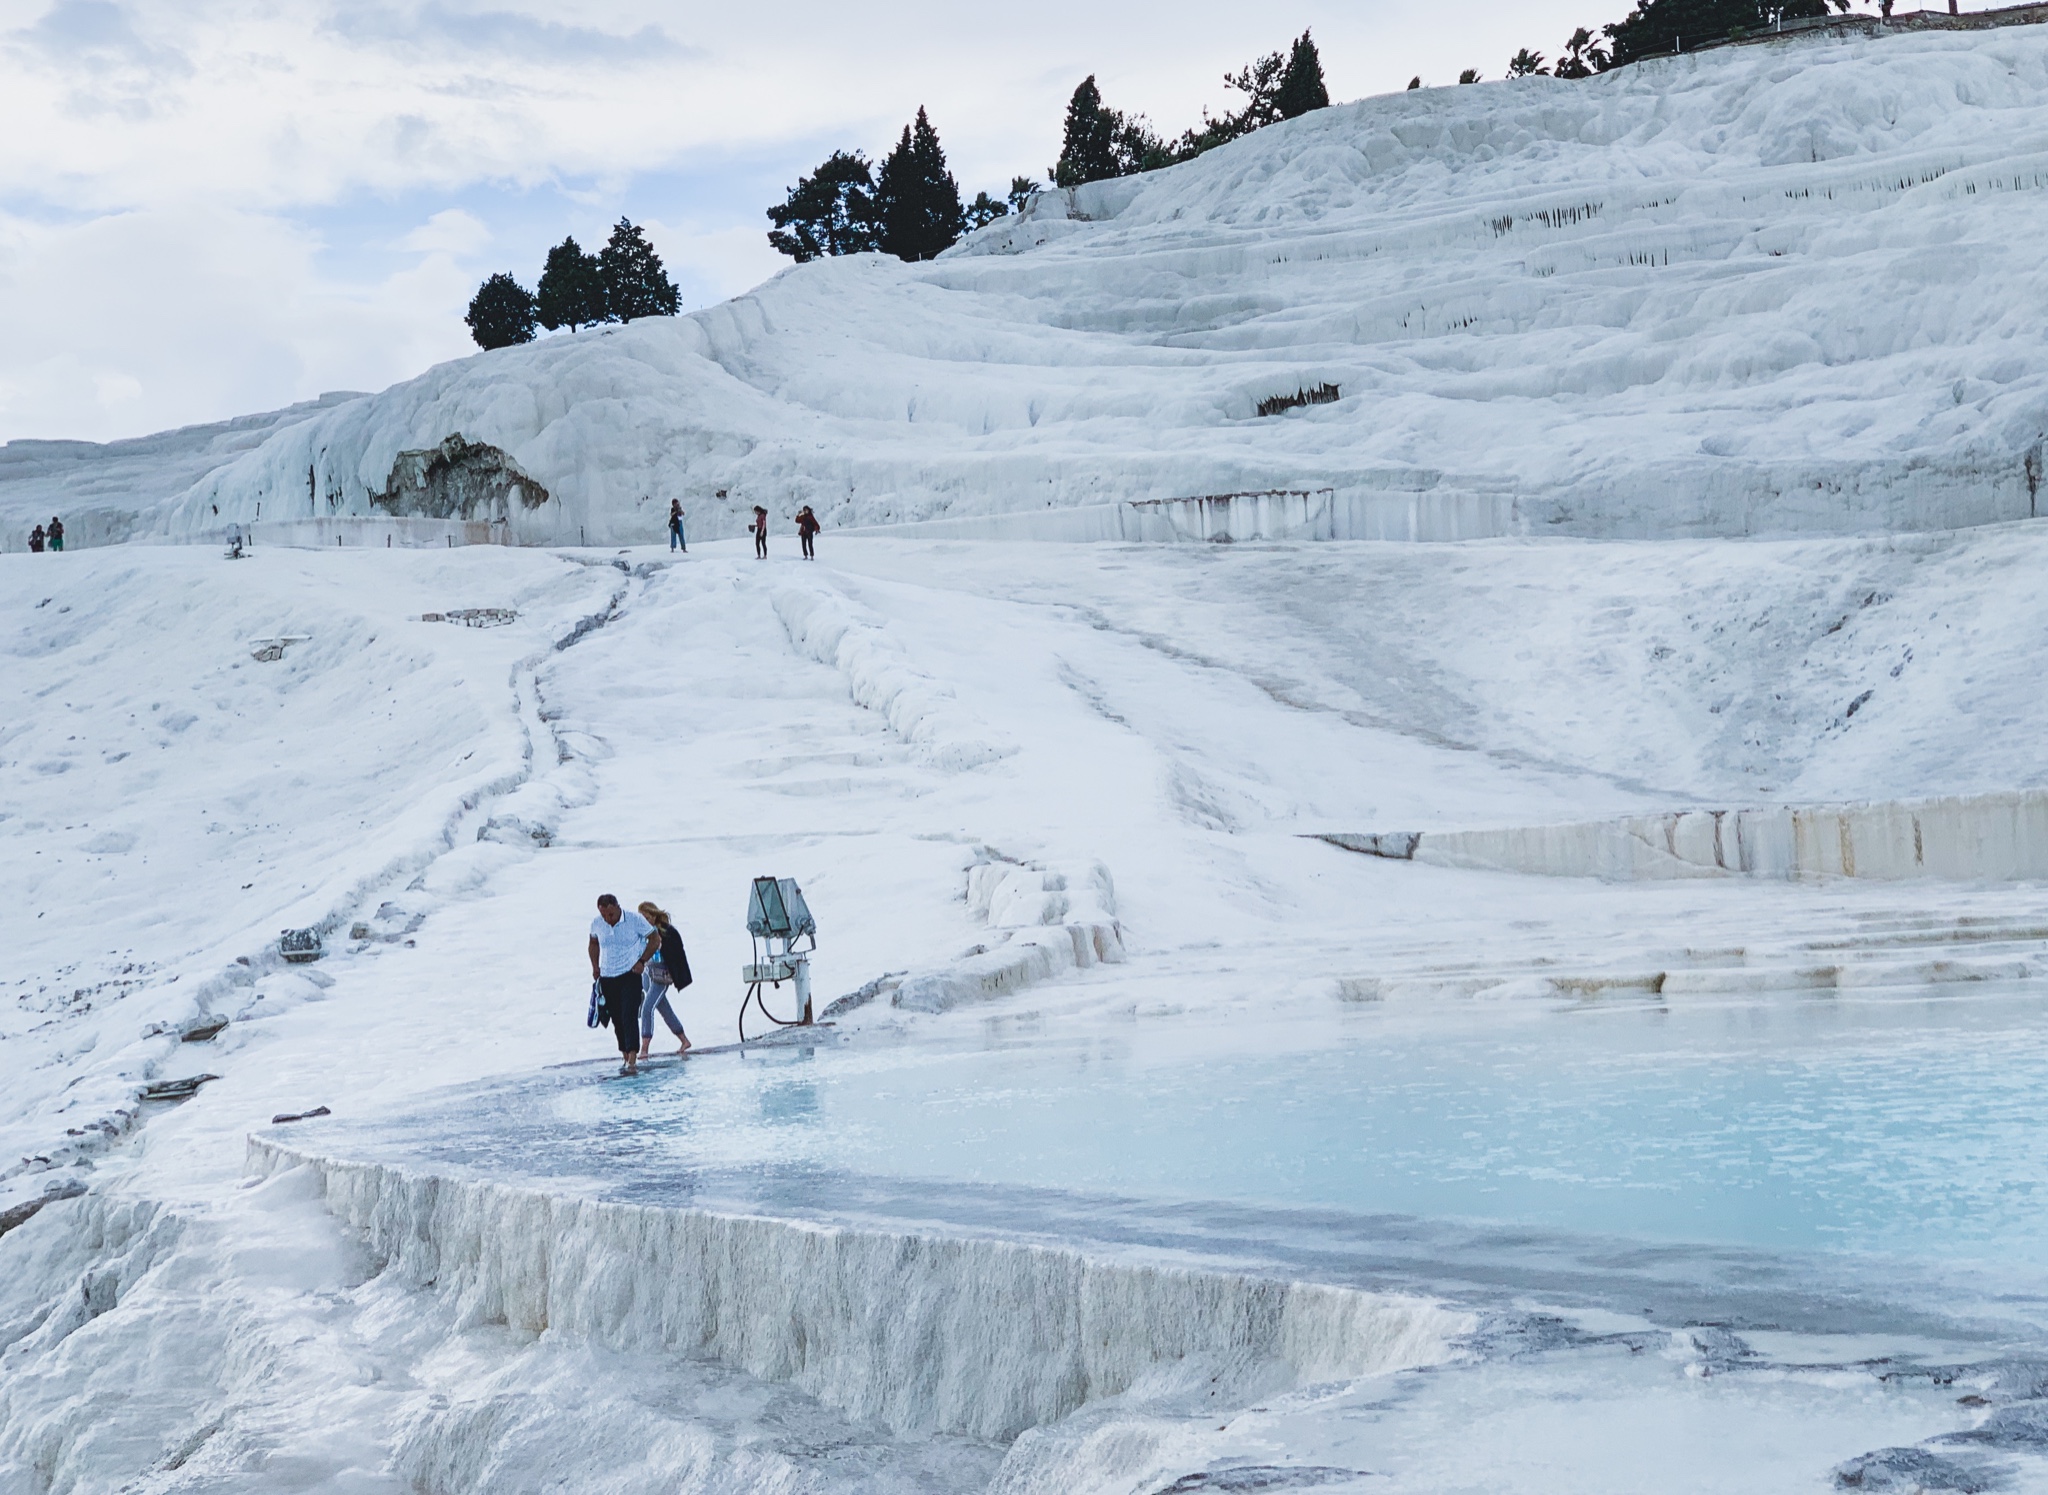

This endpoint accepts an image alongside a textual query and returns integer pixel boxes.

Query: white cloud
[0,202,474,440]
[396,207,492,255]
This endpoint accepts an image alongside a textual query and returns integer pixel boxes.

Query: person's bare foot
[677,1037,692,1055]
[621,1057,638,1076]
[637,1046,651,1061]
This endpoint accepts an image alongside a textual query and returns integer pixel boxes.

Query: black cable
[738,980,809,1044]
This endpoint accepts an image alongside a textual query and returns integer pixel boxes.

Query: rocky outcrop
[371,435,549,522]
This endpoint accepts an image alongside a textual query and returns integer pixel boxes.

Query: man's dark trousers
[600,972,643,1055]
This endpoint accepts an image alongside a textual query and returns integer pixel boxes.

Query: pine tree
[875,107,963,262]
[1167,50,1281,162]
[1224,50,1287,130]
[1054,76,1121,187]
[536,237,609,332]
[1508,48,1549,76]
[767,151,883,261]
[1459,68,1483,84]
[465,273,538,350]
[600,218,680,320]
[962,191,1006,231]
[1407,76,1423,90]
[1275,31,1330,119]
[1007,176,1039,214]
[1116,114,1171,174]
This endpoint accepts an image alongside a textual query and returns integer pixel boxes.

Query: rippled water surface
[422,985,2048,1273]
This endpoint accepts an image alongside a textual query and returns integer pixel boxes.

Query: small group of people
[750,504,821,559]
[657,499,820,560]
[588,893,694,1075]
[27,516,64,553]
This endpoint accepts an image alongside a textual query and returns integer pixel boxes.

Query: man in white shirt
[588,893,661,1074]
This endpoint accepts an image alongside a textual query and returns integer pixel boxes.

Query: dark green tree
[536,237,609,331]
[1552,27,1612,77]
[1601,0,1845,64]
[1168,48,1284,161]
[1275,30,1330,118]
[875,107,963,261]
[1007,175,1039,213]
[767,150,883,261]
[963,191,1006,231]
[1508,47,1550,76]
[1054,76,1121,187]
[1458,68,1483,84]
[465,273,537,350]
[1407,76,1423,90]
[1115,114,1171,174]
[600,218,680,321]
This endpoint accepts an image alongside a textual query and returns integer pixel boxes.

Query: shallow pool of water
[332,984,2048,1293]
[641,991,2048,1261]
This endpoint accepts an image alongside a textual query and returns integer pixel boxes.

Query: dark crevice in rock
[373,434,550,520]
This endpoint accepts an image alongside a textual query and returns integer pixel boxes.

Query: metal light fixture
[740,876,817,1042]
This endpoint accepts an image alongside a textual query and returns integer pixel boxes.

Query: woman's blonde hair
[637,901,670,928]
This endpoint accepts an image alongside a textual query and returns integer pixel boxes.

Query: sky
[1,0,1910,445]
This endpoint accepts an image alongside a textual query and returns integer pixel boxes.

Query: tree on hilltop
[1054,35,1339,183]
[1552,28,1612,77]
[1007,176,1039,213]
[600,219,680,321]
[1508,48,1550,76]
[1604,0,1838,65]
[1055,76,1123,186]
[466,273,537,350]
[1171,49,1284,160]
[1219,48,1287,131]
[1606,0,1749,60]
[1275,31,1330,118]
[767,151,883,261]
[876,107,964,261]
[537,237,610,331]
[963,191,1007,231]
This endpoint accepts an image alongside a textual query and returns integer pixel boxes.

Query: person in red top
[751,506,768,559]
[795,505,819,560]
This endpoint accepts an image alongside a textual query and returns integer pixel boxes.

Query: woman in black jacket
[635,901,693,1058]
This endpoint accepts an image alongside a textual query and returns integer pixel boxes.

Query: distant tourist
[635,900,694,1060]
[796,505,820,560]
[668,499,687,553]
[28,524,45,553]
[752,505,769,559]
[46,517,64,552]
[587,893,660,1075]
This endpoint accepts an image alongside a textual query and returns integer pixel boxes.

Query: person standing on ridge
[795,505,819,560]
[588,893,660,1075]
[635,900,694,1061]
[668,499,687,553]
[28,524,45,553]
[752,506,769,559]
[46,517,64,552]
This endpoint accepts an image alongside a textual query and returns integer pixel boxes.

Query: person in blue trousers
[635,900,693,1059]
[668,499,686,552]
